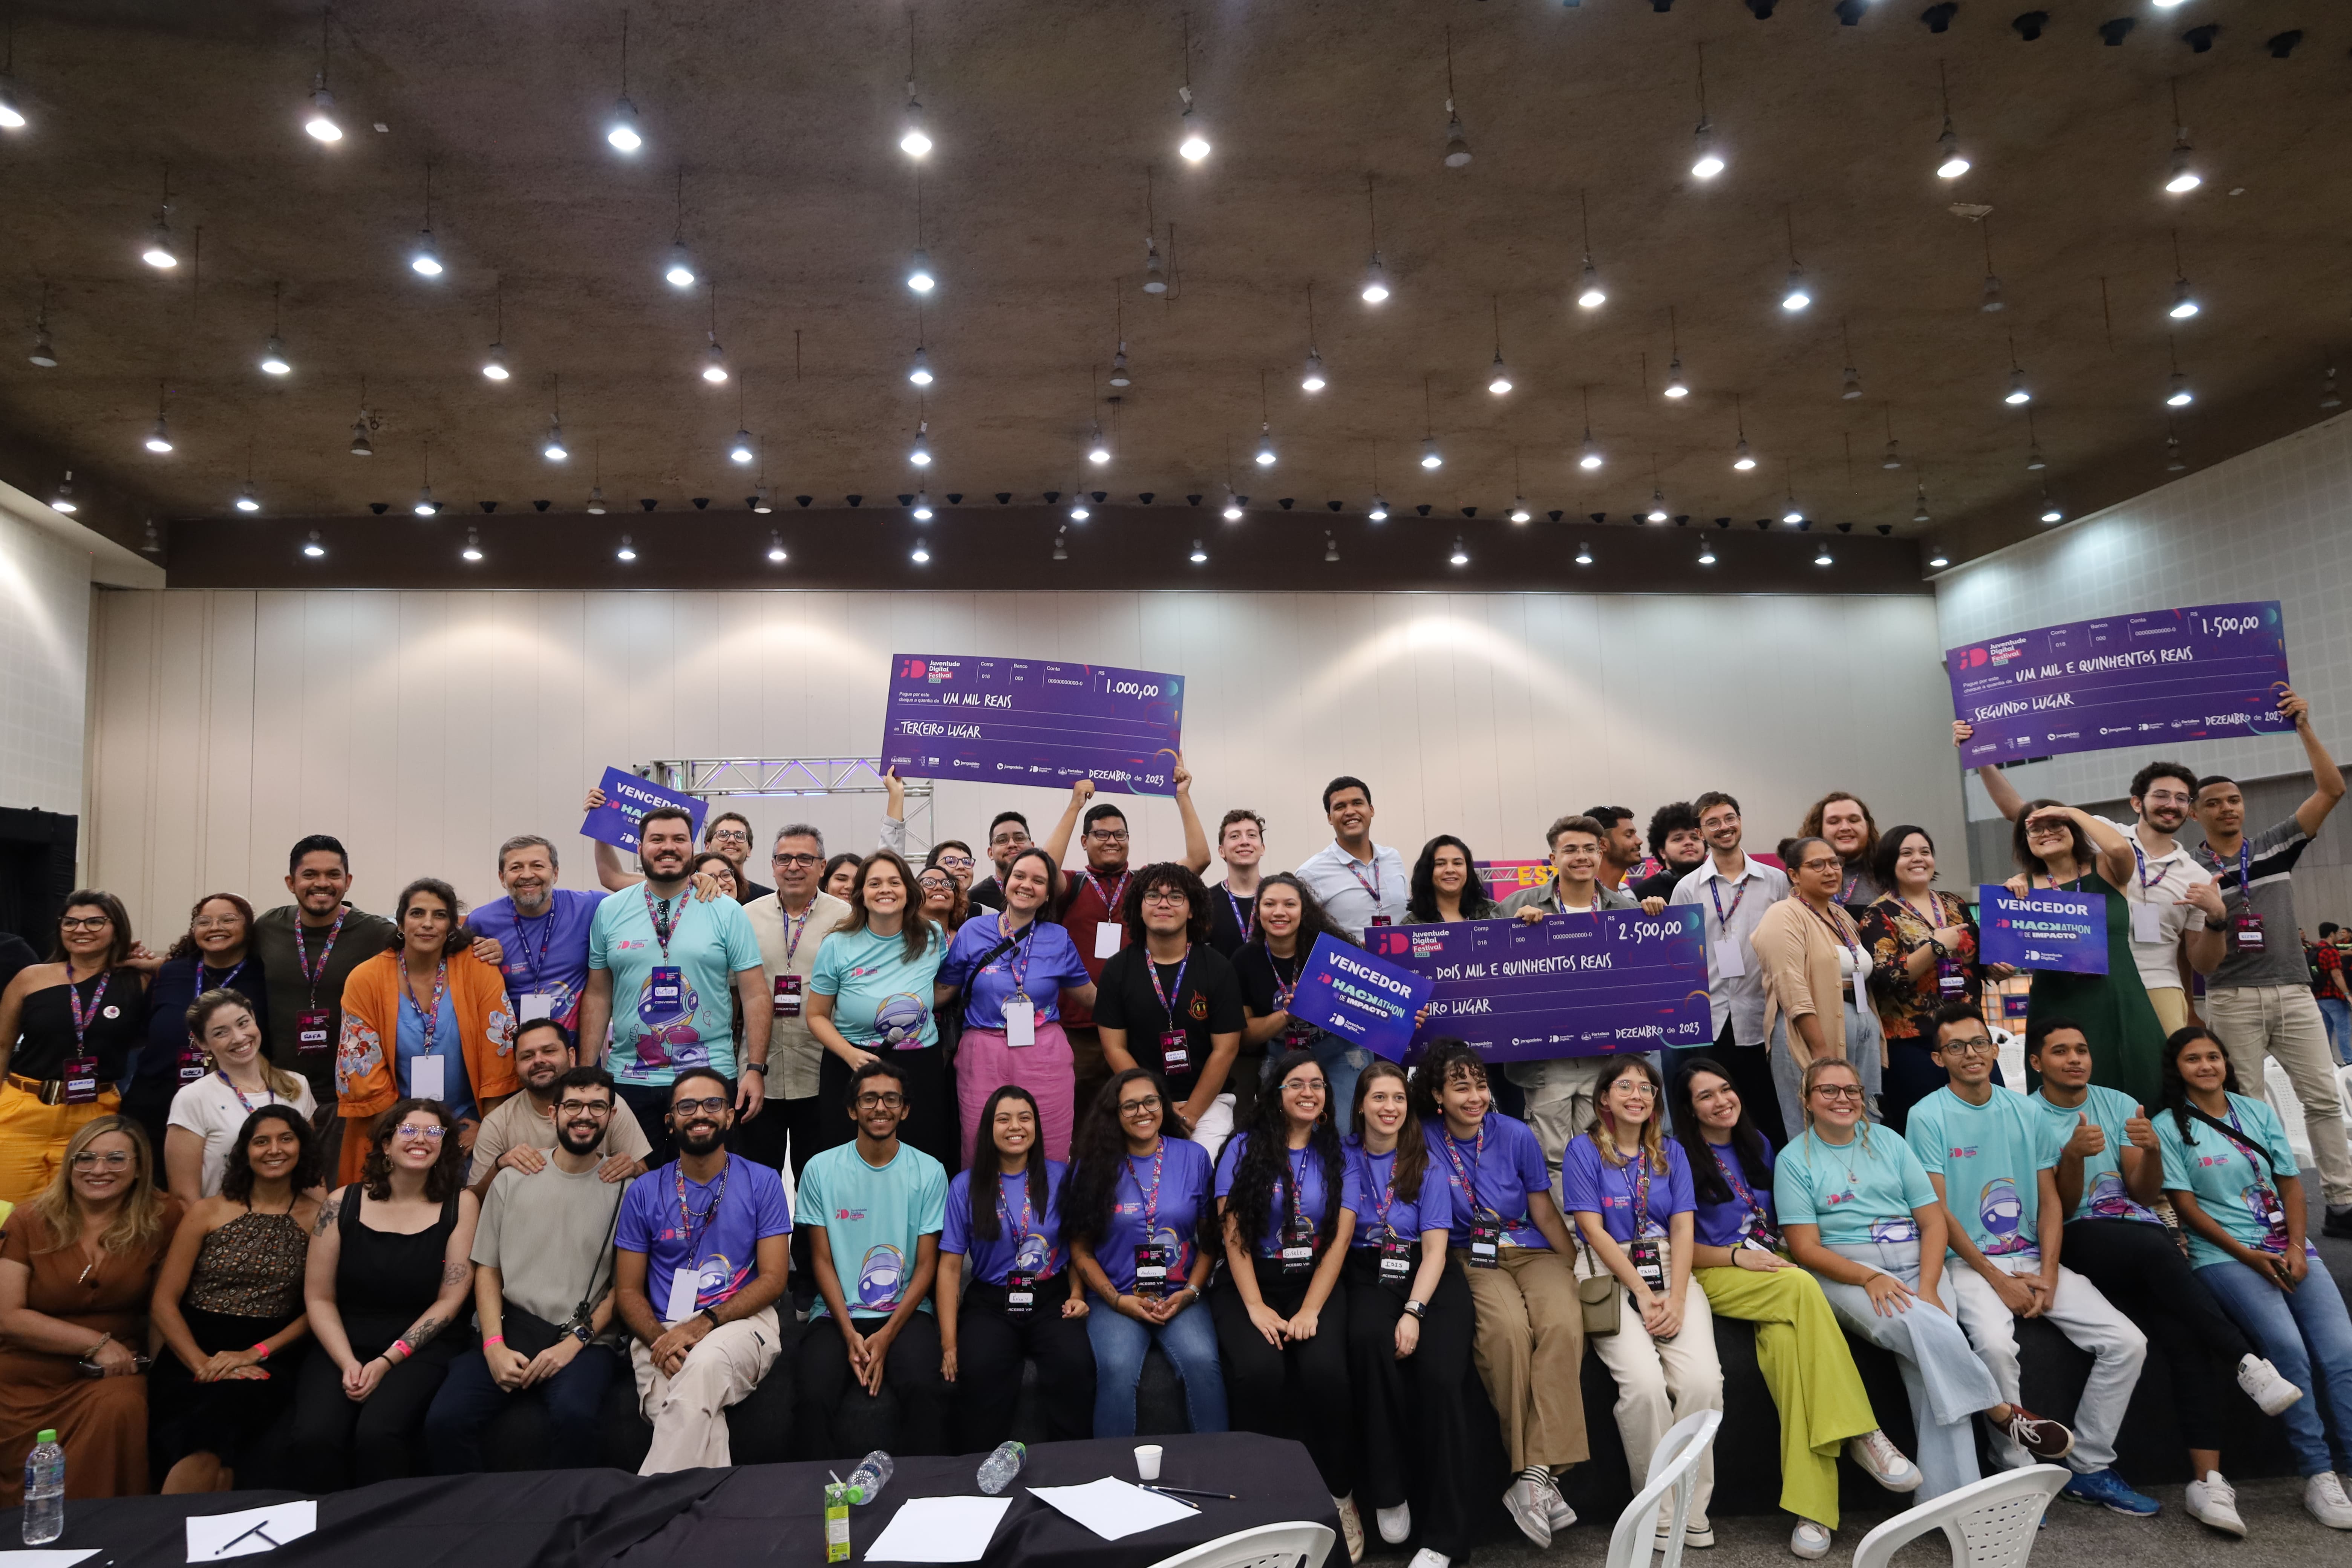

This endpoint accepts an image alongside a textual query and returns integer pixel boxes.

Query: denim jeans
[2320,996,2352,1066]
[1084,1297,1227,1436]
[423,1342,625,1474]
[2197,1255,2352,1477]
[1311,1033,1372,1135]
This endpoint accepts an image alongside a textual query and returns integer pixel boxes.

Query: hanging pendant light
[49,472,76,513]
[909,422,933,467]
[236,480,262,513]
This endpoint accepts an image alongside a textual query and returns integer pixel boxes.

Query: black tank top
[335,1187,462,1351]
[10,969,146,1081]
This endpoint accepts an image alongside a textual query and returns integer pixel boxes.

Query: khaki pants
[2201,985,2352,1206]
[2147,986,2189,1037]
[631,1306,780,1474]
[1456,1245,1589,1474]
[1508,1056,1609,1206]
[1581,1266,1724,1528]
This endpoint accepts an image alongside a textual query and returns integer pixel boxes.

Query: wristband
[250,1341,272,1360]
[390,1338,413,1362]
[699,1306,722,1330]
[482,1334,505,1348]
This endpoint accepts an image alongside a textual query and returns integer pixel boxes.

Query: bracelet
[87,1331,113,1358]
[250,1341,272,1361]
[482,1334,505,1348]
[389,1338,413,1362]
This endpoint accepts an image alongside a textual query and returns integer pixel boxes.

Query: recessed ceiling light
[235,481,261,513]
[302,531,326,558]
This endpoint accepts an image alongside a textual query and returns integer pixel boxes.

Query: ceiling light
[1980,273,2003,312]
[1690,121,1723,181]
[2026,444,2046,470]
[1646,490,1669,524]
[1935,124,1969,180]
[260,335,291,376]
[766,532,788,562]
[607,96,642,153]
[1254,425,1277,467]
[544,423,568,462]
[1697,542,1717,565]
[142,220,178,270]
[2040,500,2064,524]
[1368,495,1389,522]
[1782,501,1804,525]
[144,415,173,454]
[1733,438,1756,472]
[2165,435,2186,472]
[2165,141,2200,194]
[2166,371,2193,407]
[1780,266,1810,312]
[728,429,755,464]
[1325,534,1340,562]
[1419,437,1442,471]
[235,481,261,513]
[349,418,372,457]
[909,424,932,467]
[302,531,326,558]
[900,95,931,159]
[1927,547,1951,568]
[0,75,25,132]
[1443,110,1471,169]
[1813,546,1833,567]
[910,542,931,564]
[908,346,933,386]
[1052,530,1069,561]
[664,242,696,290]
[1449,537,1470,567]
[1913,488,1932,524]
[1488,354,1512,396]
[1178,104,1210,163]
[49,473,75,513]
[752,487,774,514]
[2004,367,2032,406]
[1510,498,1532,524]
[306,84,340,142]
[1841,363,1862,400]
[2322,368,2341,410]
[1143,240,1167,295]
[1302,350,1327,394]
[482,342,509,380]
[911,490,933,521]
[616,534,637,562]
[1574,542,1594,566]
[1189,538,1208,563]
[1361,254,1389,305]
[907,248,935,294]
[461,529,484,562]
[1579,434,1603,471]
[1088,424,1112,464]
[701,341,728,383]
[410,227,443,277]
[29,325,56,368]
[1069,497,1090,522]
[1882,440,1902,471]
[2169,276,2199,320]
[1577,258,1606,309]
[1109,345,1131,387]
[1222,490,1244,521]
[587,486,606,514]
[413,485,435,516]
[1663,357,1689,399]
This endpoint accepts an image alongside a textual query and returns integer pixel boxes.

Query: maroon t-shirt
[1054,865,1132,1028]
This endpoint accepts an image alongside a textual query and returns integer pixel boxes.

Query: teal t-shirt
[2156,1092,2317,1269]
[799,1139,949,1318]
[810,926,947,1051]
[588,887,763,1086]
[1904,1087,2053,1261]
[2030,1085,2161,1226]
[1772,1125,1937,1247]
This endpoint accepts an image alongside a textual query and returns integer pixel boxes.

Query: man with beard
[469,835,608,1033]
[466,1018,651,1193]
[579,806,769,1160]
[424,1066,641,1473]
[252,835,399,1109]
[613,1066,795,1474]
[965,811,1034,913]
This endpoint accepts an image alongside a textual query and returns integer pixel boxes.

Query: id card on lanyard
[664,1157,729,1323]
[773,908,813,1017]
[510,910,558,1023]
[644,885,686,1008]
[61,973,113,1104]
[2229,842,2265,952]
[1707,876,1749,980]
[1150,949,1193,1076]
[292,908,349,1055]
[1000,1177,1043,1316]
[1085,870,1132,961]
[1623,1158,1667,1293]
[403,962,451,1102]
[997,919,1038,1046]
[1129,1143,1173,1296]
[2129,844,2167,946]
[1349,856,1392,926]
[1442,1126,1504,1267]
[1279,1150,1318,1275]
[1369,1155,1413,1287]
[1712,1147,1779,1251]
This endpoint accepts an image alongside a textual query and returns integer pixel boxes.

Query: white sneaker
[1539,1472,1576,1532]
[1332,1494,1365,1563]
[2308,1472,2352,1530]
[1407,1551,1451,1568]
[1790,1520,1833,1560]
[1504,1476,1553,1548]
[1847,1429,1924,1493]
[2237,1353,2304,1416]
[1377,1502,1412,1545]
[2185,1472,2246,1538]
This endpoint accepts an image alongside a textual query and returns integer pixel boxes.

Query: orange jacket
[333,948,518,1182]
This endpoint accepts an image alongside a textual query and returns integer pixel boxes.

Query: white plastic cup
[1135,1444,1163,1482]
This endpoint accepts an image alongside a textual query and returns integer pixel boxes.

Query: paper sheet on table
[0,1551,100,1567]
[863,1495,1015,1562]
[185,1500,317,1560]
[1026,1477,1198,1540]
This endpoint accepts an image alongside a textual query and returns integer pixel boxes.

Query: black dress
[149,1208,308,1476]
[10,968,147,1083]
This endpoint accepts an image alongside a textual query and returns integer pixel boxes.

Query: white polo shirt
[1295,841,1411,938]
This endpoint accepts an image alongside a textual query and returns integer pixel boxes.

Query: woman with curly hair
[293,1098,479,1491]
[126,892,269,1180]
[1234,873,1365,1126]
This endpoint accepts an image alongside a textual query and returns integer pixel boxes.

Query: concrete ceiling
[0,0,2345,583]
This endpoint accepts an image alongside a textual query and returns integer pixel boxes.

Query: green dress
[2023,870,2168,1106]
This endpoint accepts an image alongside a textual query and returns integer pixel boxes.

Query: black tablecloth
[1,1433,1337,1568]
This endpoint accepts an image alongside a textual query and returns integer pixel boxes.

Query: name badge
[663,1266,698,1325]
[1093,924,1123,961]
[178,1045,210,1087]
[1133,1242,1172,1297]
[1377,1234,1414,1287]
[1468,1217,1502,1268]
[1628,1235,1668,1294]
[650,965,684,1005]
[297,1008,332,1054]
[1159,1028,1191,1076]
[410,1053,446,1104]
[519,993,556,1023]
[62,1055,100,1104]
[1279,1212,1318,1275]
[772,974,803,1018]
[1368,915,1393,927]
[1712,939,1746,980]
[1004,1269,1037,1318]
[1004,996,1037,1047]
[2129,900,2164,945]
[1935,958,1968,998]
[2233,911,2266,953]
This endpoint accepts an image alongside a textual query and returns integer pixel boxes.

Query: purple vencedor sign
[882,654,1185,797]
[580,766,709,854]
[1949,601,2291,765]
[1367,907,1714,1065]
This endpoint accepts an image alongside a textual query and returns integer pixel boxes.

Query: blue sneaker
[2061,1468,2160,1517]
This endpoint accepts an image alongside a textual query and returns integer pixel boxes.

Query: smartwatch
[743,1061,769,1077]
[569,1320,595,1346]
[700,1306,722,1330]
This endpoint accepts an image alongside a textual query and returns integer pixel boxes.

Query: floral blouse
[1857,890,1982,1041]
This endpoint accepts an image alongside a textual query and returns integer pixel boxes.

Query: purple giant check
[1949,601,2291,765]
[882,654,1184,796]
[1367,907,1713,1065]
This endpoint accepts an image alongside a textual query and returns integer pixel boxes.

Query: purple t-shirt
[942,1161,1070,1285]
[1343,1137,1454,1248]
[937,914,1094,1032]
[1214,1132,1359,1259]
[614,1154,793,1314]
[1095,1136,1213,1292]
[470,888,608,1029]
[1561,1135,1696,1244]
[1691,1138,1779,1249]
[1426,1113,1551,1249]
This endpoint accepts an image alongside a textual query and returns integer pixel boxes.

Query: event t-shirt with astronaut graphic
[614,1153,794,1323]
[2156,1089,2320,1269]
[588,887,763,1086]
[1771,1123,1939,1248]
[941,1160,1072,1285]
[1905,1086,2056,1261]
[810,925,947,1052]
[799,1138,949,1319]
[2029,1083,2163,1226]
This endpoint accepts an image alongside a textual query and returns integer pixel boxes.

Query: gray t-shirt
[467,1089,651,1187]
[474,1162,628,1336]
[2191,816,2315,992]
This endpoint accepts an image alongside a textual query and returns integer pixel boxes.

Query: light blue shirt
[810,925,948,1051]
[1295,842,1410,939]
[396,981,472,1122]
[1773,1125,1937,1248]
[2156,1092,2317,1269]
[2030,1084,2161,1226]
[588,887,763,1086]
[1905,1087,2054,1260]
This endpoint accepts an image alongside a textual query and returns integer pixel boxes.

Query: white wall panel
[85,589,1965,940]
[0,505,91,821]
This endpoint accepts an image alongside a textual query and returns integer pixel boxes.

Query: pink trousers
[958,1020,1076,1165]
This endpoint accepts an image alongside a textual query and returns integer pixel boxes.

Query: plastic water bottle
[975,1441,1027,1496]
[21,1430,64,1545]
[845,1450,894,1505]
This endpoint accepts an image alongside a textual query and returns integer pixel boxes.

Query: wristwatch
[700,1306,723,1330]
[1402,1299,1428,1320]
[743,1061,768,1077]
[568,1320,595,1346]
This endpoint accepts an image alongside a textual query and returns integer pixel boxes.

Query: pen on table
[1139,1483,1237,1501]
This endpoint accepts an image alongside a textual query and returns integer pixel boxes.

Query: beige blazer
[1749,896,1872,1069]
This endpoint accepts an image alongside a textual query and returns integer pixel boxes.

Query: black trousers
[741,1092,827,1295]
[291,1332,463,1493]
[796,1310,954,1460]
[816,1046,954,1170]
[1210,1257,1354,1497]
[1666,1023,1786,1150]
[2061,1216,2254,1452]
[952,1276,1098,1451]
[1341,1247,1482,1557]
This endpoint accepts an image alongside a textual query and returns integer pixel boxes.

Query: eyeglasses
[773,852,823,868]
[1141,890,1187,907]
[708,829,752,845]
[1808,1084,1866,1102]
[855,1091,907,1110]
[1609,1082,1661,1099]
[556,1099,615,1116]
[1279,1079,1326,1095]
[393,1124,449,1140]
[190,914,244,931]
[933,854,974,871]
[919,877,954,893]
[59,915,113,932]
[1118,1095,1162,1115]
[70,1150,133,1170]
[989,833,1031,848]
[1086,830,1130,844]
[670,1097,730,1117]
[1938,1037,1998,1057]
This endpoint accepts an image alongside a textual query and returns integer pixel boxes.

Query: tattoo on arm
[312,1193,341,1236]
[441,1259,471,1287]
[402,1312,450,1351]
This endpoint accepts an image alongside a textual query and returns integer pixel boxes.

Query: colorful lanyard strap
[1225,886,1257,943]
[66,972,113,1050]
[997,1174,1038,1250]
[1706,873,1747,931]
[1129,1139,1166,1230]
[1624,1150,1654,1235]
[219,1069,277,1115]
[291,906,348,1007]
[675,1154,730,1268]
[1347,856,1384,906]
[1369,1150,1403,1240]
[1147,947,1193,1025]
[404,961,451,1058]
[1082,869,1133,923]
[782,904,813,964]
[511,908,556,989]
[643,884,679,960]
[1804,901,1861,962]
[1440,1122,1499,1222]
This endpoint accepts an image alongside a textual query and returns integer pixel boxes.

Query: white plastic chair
[1143,1521,1336,1568]
[1850,1464,2070,1568]
[1601,1407,1723,1568]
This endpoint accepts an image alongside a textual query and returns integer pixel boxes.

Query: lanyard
[991,914,1040,994]
[219,1069,277,1115]
[642,885,680,961]
[403,961,451,1059]
[66,973,113,1050]
[675,1154,731,1268]
[1081,869,1132,924]
[1270,951,1301,1011]
[510,908,556,991]
[782,904,814,965]
[1127,1140,1166,1230]
[997,1172,1038,1250]
[1839,867,1863,903]
[1367,1148,1403,1240]
[2131,842,2169,893]
[1225,885,1257,942]
[1803,901,1861,962]
[1706,873,1748,932]
[1284,1147,1313,1227]
[2234,841,2252,899]
[1439,1123,1498,1222]
[200,957,251,996]
[1345,855,1383,907]
[1147,946,1193,1027]
[1623,1151,1653,1235]
[291,907,348,1008]
[1710,1145,1766,1225]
